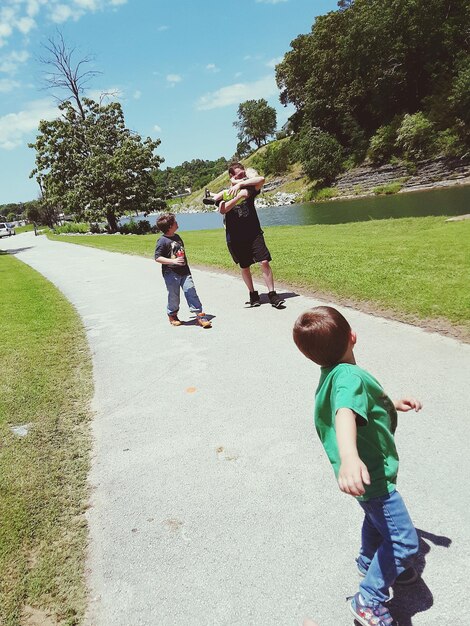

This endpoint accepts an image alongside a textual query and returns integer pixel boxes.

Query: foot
[168,314,182,326]
[247,290,261,307]
[349,593,395,626]
[196,313,212,328]
[268,290,285,308]
[357,562,419,586]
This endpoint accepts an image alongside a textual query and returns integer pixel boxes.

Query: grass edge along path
[0,252,93,626]
[48,216,470,341]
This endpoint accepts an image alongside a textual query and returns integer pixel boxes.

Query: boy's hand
[338,455,371,497]
[228,182,242,196]
[172,257,186,265]
[394,398,422,412]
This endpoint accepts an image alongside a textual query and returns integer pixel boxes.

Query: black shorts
[227,232,272,269]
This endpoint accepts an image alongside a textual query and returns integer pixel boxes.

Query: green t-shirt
[314,363,399,501]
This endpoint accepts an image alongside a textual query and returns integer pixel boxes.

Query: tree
[294,127,343,183]
[29,99,163,231]
[233,99,277,149]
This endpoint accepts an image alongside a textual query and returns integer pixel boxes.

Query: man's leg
[358,490,419,605]
[260,260,274,292]
[241,267,255,292]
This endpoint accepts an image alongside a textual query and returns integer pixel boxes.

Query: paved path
[2,232,470,625]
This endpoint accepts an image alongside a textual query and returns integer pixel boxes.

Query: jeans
[164,272,202,316]
[357,489,419,605]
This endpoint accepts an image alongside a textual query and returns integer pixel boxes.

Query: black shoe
[248,290,261,307]
[268,291,285,308]
[202,197,216,206]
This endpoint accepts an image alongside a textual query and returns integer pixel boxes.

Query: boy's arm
[394,398,422,412]
[155,255,185,266]
[219,189,249,215]
[336,408,371,497]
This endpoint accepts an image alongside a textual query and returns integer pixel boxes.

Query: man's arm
[218,189,249,215]
[229,175,265,196]
[336,408,371,497]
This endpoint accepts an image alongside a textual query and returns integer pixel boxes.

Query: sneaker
[349,593,395,626]
[268,290,285,308]
[168,314,182,326]
[202,197,216,206]
[196,313,212,329]
[248,290,261,307]
[357,561,419,586]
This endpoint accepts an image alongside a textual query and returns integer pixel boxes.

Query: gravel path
[2,232,469,626]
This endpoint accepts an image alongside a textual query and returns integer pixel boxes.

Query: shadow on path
[386,528,451,626]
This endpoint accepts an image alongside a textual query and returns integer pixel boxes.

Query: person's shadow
[353,528,451,626]
[254,291,299,309]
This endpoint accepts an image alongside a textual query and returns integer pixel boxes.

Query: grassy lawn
[14,224,34,234]
[0,252,92,625]
[48,216,470,338]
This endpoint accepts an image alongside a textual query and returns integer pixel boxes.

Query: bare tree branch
[40,31,101,119]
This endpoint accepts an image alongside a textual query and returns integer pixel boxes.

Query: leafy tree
[253,141,292,176]
[233,99,277,149]
[29,99,163,231]
[25,197,59,228]
[367,119,401,164]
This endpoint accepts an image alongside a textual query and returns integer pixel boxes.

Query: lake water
[122,184,470,232]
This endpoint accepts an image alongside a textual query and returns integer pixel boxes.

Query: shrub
[435,128,464,158]
[253,142,292,176]
[52,222,89,234]
[118,219,152,235]
[89,222,105,234]
[395,112,437,161]
[368,123,399,164]
[294,127,343,184]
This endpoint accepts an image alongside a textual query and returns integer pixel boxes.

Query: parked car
[0,222,14,237]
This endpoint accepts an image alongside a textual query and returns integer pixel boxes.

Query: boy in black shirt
[154,213,211,328]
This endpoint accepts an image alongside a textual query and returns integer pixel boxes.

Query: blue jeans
[164,272,202,316]
[357,490,419,605]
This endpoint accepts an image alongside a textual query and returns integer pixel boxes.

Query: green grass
[373,181,406,195]
[14,224,34,234]
[47,216,470,337]
[0,253,93,625]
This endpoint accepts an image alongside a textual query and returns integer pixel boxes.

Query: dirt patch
[22,606,57,626]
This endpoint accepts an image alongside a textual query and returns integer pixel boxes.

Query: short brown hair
[293,306,351,367]
[157,213,176,234]
[228,162,244,176]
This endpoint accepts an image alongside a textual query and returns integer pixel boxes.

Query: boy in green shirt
[293,306,422,626]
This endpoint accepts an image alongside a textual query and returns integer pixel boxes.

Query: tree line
[273,0,470,183]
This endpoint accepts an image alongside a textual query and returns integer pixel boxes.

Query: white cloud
[266,56,283,68]
[157,25,168,31]
[205,63,220,73]
[0,1,127,45]
[153,124,161,132]
[197,75,278,110]
[0,98,58,150]
[0,49,30,75]
[166,73,181,84]
[256,0,288,4]
[0,78,20,92]
[50,4,82,23]
[133,89,141,100]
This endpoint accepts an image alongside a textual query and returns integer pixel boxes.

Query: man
[214,162,285,308]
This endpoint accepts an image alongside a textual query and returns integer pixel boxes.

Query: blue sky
[0,0,338,204]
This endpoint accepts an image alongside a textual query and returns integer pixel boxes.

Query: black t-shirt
[154,234,190,276]
[224,188,262,243]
